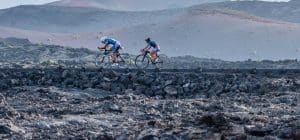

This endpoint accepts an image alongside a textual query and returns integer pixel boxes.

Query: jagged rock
[100,82,112,91]
[276,95,296,104]
[293,129,300,140]
[277,127,293,139]
[61,70,70,79]
[139,135,159,140]
[221,132,247,140]
[62,78,74,88]
[124,89,134,95]
[111,84,123,94]
[199,113,229,128]
[207,82,224,97]
[244,125,274,137]
[0,125,12,134]
[134,85,147,94]
[0,80,10,90]
[95,134,114,140]
[35,121,51,129]
[160,134,179,140]
[135,76,154,86]
[164,85,178,96]
[0,122,24,134]
[0,94,6,105]
[182,83,190,92]
[106,103,122,113]
[164,80,174,86]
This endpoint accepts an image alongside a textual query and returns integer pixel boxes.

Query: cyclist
[141,37,160,62]
[98,36,122,63]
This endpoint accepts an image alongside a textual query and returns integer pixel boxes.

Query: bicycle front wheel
[95,54,111,68]
[135,54,150,69]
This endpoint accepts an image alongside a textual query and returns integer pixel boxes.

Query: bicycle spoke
[135,54,150,69]
[95,53,111,68]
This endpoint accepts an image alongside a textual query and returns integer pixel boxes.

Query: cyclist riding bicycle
[141,37,160,62]
[98,36,122,63]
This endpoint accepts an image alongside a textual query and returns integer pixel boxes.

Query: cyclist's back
[148,40,158,49]
[103,38,118,45]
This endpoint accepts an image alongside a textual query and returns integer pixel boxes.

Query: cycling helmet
[100,36,108,43]
[145,37,151,42]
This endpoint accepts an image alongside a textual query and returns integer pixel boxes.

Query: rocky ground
[0,68,299,139]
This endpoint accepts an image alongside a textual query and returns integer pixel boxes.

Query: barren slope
[0,5,184,33]
[107,9,300,60]
[48,0,225,11]
[1,9,299,61]
[201,0,300,23]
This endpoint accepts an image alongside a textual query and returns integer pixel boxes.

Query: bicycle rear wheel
[117,53,133,67]
[154,55,164,69]
[135,54,150,69]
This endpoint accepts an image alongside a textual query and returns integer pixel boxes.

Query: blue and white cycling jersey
[101,38,121,52]
[102,38,118,45]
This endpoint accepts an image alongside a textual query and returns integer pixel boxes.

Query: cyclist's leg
[111,44,120,63]
[150,48,159,62]
[104,50,110,55]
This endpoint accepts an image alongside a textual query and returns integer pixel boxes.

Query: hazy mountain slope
[49,0,225,11]
[1,0,299,34]
[202,0,300,23]
[2,0,299,34]
[107,9,300,61]
[0,5,185,33]
[1,9,299,61]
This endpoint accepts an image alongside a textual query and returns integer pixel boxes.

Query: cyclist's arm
[104,44,109,49]
[97,46,103,50]
[98,43,109,50]
[143,45,150,51]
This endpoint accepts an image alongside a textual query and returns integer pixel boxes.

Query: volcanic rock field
[0,0,300,139]
[0,68,299,139]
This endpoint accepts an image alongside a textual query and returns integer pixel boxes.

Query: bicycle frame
[96,48,127,65]
[141,50,151,61]
[99,49,112,55]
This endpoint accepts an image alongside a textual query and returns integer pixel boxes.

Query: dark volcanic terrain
[0,37,300,139]
[0,0,299,139]
[0,69,299,139]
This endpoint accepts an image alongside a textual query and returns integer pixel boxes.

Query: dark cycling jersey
[148,41,158,48]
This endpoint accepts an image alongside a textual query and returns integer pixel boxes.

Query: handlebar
[98,47,112,53]
[140,48,150,53]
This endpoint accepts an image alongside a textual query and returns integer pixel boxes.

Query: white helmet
[100,36,108,43]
